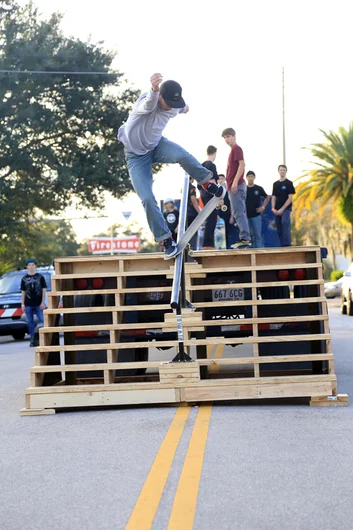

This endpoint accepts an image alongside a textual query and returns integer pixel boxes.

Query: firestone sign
[88,236,141,254]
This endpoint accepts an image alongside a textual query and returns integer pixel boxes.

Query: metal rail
[171,173,192,362]
[170,173,189,309]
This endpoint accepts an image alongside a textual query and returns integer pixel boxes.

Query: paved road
[0,300,352,530]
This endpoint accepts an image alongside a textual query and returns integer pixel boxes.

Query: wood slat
[34,333,331,352]
[25,374,337,394]
[39,314,329,333]
[52,262,322,280]
[189,279,324,290]
[30,354,334,373]
[43,297,326,315]
[49,286,173,297]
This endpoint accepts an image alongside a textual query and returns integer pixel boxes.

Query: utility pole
[282,66,286,165]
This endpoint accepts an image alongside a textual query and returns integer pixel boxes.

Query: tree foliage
[0,0,139,239]
[295,124,353,255]
[0,219,79,272]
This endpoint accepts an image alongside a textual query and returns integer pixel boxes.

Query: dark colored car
[0,268,54,340]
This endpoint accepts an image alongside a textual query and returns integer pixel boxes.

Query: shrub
[331,270,344,282]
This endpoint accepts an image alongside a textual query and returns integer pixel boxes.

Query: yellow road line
[209,343,224,373]
[125,407,191,530]
[167,405,212,530]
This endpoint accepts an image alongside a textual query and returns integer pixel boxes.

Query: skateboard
[164,191,226,260]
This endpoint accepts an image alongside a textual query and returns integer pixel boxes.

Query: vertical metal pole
[171,173,192,362]
[282,66,286,165]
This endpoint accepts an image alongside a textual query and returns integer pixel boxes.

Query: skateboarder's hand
[151,73,163,92]
[184,105,190,114]
[231,183,238,194]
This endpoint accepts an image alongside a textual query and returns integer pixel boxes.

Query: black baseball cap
[160,80,185,109]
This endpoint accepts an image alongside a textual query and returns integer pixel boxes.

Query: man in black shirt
[163,198,179,241]
[21,259,47,346]
[200,145,218,249]
[246,171,270,248]
[187,177,201,249]
[271,164,296,246]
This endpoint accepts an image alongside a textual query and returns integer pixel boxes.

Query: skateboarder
[118,73,225,258]
[222,128,251,248]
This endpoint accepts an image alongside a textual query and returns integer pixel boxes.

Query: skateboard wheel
[221,205,228,212]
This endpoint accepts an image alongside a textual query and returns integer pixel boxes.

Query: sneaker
[29,341,34,347]
[163,237,178,258]
[231,239,251,248]
[201,180,226,198]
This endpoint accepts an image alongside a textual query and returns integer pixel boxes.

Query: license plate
[212,288,244,301]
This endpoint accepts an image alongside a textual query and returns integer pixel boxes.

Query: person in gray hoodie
[118,73,225,257]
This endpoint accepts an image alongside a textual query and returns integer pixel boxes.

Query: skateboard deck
[164,192,225,260]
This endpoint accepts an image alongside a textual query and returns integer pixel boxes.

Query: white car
[324,279,343,299]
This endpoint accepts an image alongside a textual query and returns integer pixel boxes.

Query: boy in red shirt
[222,128,251,248]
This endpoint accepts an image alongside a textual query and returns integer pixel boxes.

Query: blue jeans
[125,137,211,242]
[248,215,263,248]
[228,183,250,241]
[275,209,291,246]
[25,306,44,338]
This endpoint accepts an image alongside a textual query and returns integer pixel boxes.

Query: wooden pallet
[21,246,348,415]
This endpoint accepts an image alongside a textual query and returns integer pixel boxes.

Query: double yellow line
[125,405,212,530]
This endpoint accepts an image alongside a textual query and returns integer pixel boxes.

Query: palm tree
[295,123,353,255]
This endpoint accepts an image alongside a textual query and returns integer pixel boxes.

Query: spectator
[21,259,47,347]
[187,177,201,250]
[200,145,219,249]
[222,128,251,248]
[271,164,296,246]
[163,198,179,242]
[246,171,270,248]
[218,174,238,248]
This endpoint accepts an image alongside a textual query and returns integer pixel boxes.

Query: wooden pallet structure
[21,246,348,415]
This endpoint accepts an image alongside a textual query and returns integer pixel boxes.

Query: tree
[0,0,140,239]
[291,201,351,272]
[0,219,79,270]
[295,124,353,255]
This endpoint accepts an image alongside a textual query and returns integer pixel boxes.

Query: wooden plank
[310,394,348,407]
[53,246,321,264]
[251,254,260,377]
[29,388,179,409]
[49,286,173,296]
[26,374,337,394]
[34,333,332,353]
[52,262,323,280]
[29,354,335,373]
[183,381,334,401]
[43,297,327,315]
[20,408,56,416]
[40,315,329,334]
[188,279,325,290]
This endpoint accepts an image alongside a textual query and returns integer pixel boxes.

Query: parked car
[0,268,54,340]
[324,279,343,298]
[341,268,353,315]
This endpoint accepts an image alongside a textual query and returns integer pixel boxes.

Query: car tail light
[76,279,89,289]
[92,278,104,289]
[278,270,289,281]
[294,269,306,280]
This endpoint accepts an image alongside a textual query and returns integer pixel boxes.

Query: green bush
[331,270,344,282]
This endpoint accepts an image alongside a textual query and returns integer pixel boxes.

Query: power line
[0,69,118,75]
